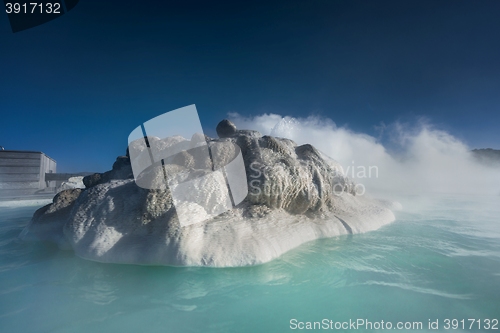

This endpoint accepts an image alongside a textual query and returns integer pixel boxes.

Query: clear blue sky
[1,0,499,172]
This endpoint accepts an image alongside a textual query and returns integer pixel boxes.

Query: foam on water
[1,194,499,332]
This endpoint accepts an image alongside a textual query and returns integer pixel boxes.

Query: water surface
[1,194,499,332]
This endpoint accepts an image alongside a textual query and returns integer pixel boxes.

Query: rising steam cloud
[229,113,500,197]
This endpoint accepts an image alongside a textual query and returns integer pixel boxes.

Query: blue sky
[1,0,499,172]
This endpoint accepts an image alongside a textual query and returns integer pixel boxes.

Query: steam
[229,113,500,196]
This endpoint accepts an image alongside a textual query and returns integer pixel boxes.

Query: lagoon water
[1,194,499,332]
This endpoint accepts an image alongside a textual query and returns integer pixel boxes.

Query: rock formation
[20,120,396,267]
[57,176,85,192]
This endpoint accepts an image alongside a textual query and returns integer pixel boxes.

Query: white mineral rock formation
[58,176,85,192]
[20,120,396,267]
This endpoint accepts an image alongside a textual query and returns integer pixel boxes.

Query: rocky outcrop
[82,156,133,188]
[20,188,82,246]
[57,176,85,192]
[20,120,396,267]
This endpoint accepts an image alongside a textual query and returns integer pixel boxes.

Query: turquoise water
[1,195,499,332]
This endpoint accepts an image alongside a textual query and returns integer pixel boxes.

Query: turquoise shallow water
[1,194,499,332]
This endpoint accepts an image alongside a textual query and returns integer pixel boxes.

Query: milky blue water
[1,194,499,333]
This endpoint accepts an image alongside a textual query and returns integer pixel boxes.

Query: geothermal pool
[1,194,499,332]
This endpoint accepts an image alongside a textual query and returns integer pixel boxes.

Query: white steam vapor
[229,113,500,196]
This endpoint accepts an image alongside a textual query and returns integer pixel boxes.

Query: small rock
[83,173,103,188]
[58,176,85,192]
[216,119,237,138]
[112,156,131,170]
